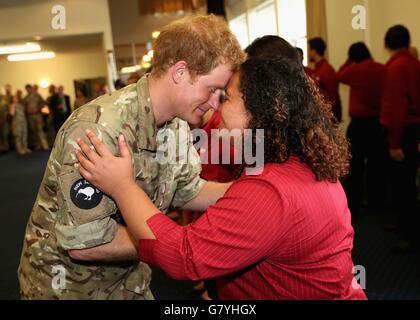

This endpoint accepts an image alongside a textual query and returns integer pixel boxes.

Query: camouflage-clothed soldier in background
[18,14,244,300]
[0,94,10,152]
[23,84,49,151]
[5,84,13,105]
[45,84,58,147]
[9,91,30,155]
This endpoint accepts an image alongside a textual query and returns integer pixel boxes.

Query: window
[248,0,278,42]
[229,14,249,49]
[228,0,308,64]
[277,0,308,65]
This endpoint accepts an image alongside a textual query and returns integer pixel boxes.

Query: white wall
[0,43,108,104]
[0,0,113,49]
[325,0,420,66]
[325,0,420,128]
[324,0,367,128]
[367,0,420,63]
[0,0,115,91]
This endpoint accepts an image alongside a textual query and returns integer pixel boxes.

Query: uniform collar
[136,75,158,151]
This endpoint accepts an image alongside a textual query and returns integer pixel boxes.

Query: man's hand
[390,148,405,162]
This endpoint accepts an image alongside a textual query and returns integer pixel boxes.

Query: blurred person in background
[308,37,342,123]
[114,79,126,90]
[8,90,30,155]
[381,25,420,253]
[409,46,418,60]
[296,47,316,80]
[73,88,88,111]
[338,42,387,218]
[23,84,49,151]
[0,92,10,152]
[49,85,71,133]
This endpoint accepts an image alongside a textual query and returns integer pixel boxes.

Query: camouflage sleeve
[54,120,121,250]
[38,94,46,107]
[171,126,206,209]
[22,96,28,108]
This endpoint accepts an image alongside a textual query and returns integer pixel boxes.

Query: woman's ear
[171,61,188,84]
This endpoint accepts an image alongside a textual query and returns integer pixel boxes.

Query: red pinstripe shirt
[139,158,367,300]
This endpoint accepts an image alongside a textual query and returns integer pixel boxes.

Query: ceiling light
[40,79,50,89]
[121,65,141,74]
[0,42,41,55]
[8,51,55,61]
[141,62,151,69]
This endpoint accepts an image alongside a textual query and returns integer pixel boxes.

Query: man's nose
[208,90,222,111]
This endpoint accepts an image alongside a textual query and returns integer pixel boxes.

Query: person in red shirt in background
[381,25,420,253]
[337,42,387,218]
[296,47,316,80]
[74,56,367,300]
[308,37,342,123]
[409,46,419,60]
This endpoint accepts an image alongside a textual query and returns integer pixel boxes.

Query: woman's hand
[75,130,134,199]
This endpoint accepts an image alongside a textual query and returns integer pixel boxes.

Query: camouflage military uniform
[0,95,10,152]
[18,75,206,300]
[11,102,29,154]
[23,93,49,150]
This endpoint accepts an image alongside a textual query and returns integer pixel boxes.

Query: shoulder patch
[70,178,103,209]
[58,171,117,225]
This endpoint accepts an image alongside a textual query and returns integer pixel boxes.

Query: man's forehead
[203,73,233,89]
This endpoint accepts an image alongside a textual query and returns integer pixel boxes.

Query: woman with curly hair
[72,57,366,300]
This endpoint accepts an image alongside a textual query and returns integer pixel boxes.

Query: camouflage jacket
[18,75,205,299]
[23,93,45,114]
[0,95,9,123]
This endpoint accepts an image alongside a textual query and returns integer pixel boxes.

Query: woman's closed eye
[220,90,230,104]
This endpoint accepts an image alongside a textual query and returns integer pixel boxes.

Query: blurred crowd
[0,73,141,155]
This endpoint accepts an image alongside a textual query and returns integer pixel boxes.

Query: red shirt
[381,49,420,148]
[304,67,316,81]
[313,59,340,105]
[199,112,237,183]
[338,59,386,118]
[139,158,367,300]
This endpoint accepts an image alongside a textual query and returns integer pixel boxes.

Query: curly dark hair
[240,57,350,182]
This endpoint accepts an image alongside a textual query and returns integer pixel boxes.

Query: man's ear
[171,61,188,84]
